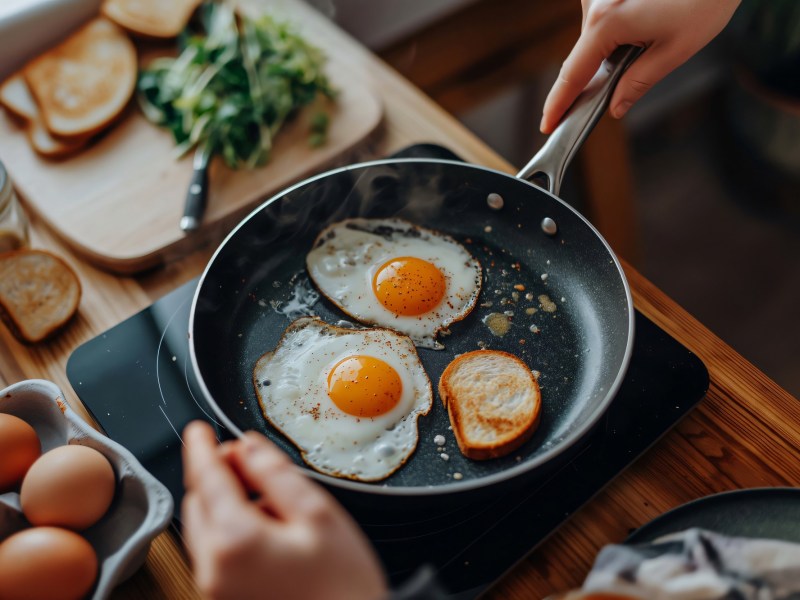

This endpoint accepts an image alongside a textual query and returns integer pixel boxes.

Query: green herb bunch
[137,2,335,168]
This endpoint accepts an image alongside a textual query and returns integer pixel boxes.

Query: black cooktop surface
[66,147,709,599]
[67,274,708,600]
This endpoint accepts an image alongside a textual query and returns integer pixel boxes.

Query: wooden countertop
[1,2,798,598]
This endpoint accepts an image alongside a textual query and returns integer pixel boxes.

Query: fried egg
[252,317,433,481]
[306,218,482,349]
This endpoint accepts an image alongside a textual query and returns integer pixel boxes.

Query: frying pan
[189,46,640,498]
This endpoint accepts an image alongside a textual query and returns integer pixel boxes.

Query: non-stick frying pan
[189,47,640,497]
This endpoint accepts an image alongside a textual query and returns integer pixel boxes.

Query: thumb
[609,41,691,119]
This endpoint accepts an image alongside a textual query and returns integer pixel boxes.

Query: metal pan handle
[517,44,643,195]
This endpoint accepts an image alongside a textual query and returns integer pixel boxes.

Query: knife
[180,144,211,233]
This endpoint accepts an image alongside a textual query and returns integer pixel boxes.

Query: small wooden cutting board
[0,2,382,274]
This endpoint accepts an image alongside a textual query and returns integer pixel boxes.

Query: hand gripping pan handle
[518,44,643,195]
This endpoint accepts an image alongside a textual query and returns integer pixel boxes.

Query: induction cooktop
[66,145,709,599]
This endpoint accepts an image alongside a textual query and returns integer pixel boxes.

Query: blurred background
[317,0,800,398]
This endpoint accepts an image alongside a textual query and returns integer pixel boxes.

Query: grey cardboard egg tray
[0,379,173,599]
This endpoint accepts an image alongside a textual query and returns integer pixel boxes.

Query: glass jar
[0,160,30,253]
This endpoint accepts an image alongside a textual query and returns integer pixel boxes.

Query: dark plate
[627,487,800,544]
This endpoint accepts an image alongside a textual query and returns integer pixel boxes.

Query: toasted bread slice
[22,18,136,140]
[0,75,89,158]
[0,249,81,343]
[438,350,541,460]
[101,0,200,38]
[0,75,37,122]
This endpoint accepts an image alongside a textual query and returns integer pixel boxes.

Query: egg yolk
[372,256,446,316]
[327,355,403,418]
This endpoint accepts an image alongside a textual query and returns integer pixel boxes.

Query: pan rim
[188,157,636,496]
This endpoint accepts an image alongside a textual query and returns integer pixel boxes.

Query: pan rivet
[541,217,557,235]
[486,193,504,210]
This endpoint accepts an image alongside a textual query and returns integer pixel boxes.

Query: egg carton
[0,379,174,599]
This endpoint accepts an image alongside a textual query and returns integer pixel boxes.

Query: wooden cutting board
[0,1,382,274]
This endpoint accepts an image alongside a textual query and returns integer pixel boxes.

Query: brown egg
[0,526,97,600]
[0,413,41,491]
[20,444,116,530]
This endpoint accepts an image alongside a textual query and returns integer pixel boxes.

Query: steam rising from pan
[190,158,633,495]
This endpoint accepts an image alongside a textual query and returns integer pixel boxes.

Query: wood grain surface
[0,1,798,599]
[0,0,382,274]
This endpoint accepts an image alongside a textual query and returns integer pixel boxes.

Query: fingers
[540,31,609,134]
[182,421,248,521]
[226,431,337,522]
[544,0,742,132]
[580,0,590,30]
[184,423,342,527]
[608,40,689,118]
[180,491,208,565]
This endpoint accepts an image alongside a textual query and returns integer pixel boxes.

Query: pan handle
[517,44,644,195]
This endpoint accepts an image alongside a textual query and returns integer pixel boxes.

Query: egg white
[306,218,482,349]
[252,317,433,482]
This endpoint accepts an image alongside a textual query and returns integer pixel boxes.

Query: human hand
[181,421,388,600]
[540,0,741,133]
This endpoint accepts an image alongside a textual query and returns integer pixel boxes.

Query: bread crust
[0,75,89,158]
[438,349,541,460]
[0,249,82,343]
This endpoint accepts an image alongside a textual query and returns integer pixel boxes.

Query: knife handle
[180,161,209,232]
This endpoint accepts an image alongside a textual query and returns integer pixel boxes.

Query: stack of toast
[0,0,199,158]
[0,18,135,158]
[0,2,203,341]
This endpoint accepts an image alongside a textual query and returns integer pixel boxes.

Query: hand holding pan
[520,44,644,195]
[189,46,643,502]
